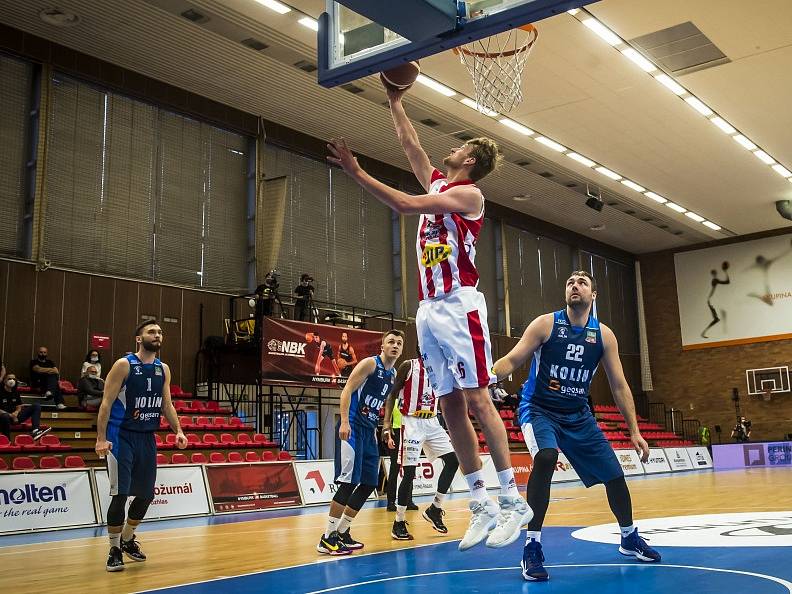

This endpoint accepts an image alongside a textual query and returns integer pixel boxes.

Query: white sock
[433,491,447,508]
[497,468,520,497]
[464,469,489,502]
[396,505,407,522]
[109,531,121,549]
[337,513,354,533]
[121,522,136,541]
[525,530,541,544]
[620,524,636,537]
[325,516,339,537]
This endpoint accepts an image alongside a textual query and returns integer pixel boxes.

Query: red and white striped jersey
[416,169,484,300]
[399,358,438,417]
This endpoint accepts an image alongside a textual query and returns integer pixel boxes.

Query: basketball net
[453,24,538,114]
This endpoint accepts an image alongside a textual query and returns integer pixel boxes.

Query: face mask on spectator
[38,353,47,360]
[5,379,15,388]
[90,356,99,363]
[89,374,99,379]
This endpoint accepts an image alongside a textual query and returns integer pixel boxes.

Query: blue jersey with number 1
[108,353,165,434]
[519,309,603,420]
[349,356,395,429]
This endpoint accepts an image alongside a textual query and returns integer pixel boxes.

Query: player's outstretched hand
[385,85,407,104]
[632,433,650,463]
[95,439,113,458]
[339,420,351,441]
[175,431,188,450]
[327,138,362,178]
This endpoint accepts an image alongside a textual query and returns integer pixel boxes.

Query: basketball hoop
[453,24,538,114]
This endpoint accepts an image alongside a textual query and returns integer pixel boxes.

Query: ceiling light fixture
[415,74,456,97]
[256,0,291,14]
[684,96,713,116]
[582,18,621,46]
[499,118,534,135]
[298,16,318,31]
[685,212,705,222]
[655,74,685,95]
[621,180,646,192]
[753,150,775,165]
[710,116,736,134]
[732,135,757,150]
[620,48,655,72]
[702,221,721,230]
[535,136,567,152]
[595,166,621,180]
[644,191,668,204]
[772,164,792,178]
[567,152,596,167]
[460,97,498,116]
[666,202,686,213]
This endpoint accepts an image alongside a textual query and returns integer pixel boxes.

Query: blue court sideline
[139,526,792,594]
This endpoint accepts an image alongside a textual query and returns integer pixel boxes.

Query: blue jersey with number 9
[519,310,603,420]
[350,355,395,429]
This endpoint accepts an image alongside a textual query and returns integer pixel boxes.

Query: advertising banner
[551,452,581,483]
[642,449,672,474]
[261,318,384,388]
[614,449,645,476]
[510,452,533,487]
[295,460,375,505]
[0,470,97,534]
[665,447,694,471]
[95,465,210,521]
[713,441,792,469]
[205,462,302,512]
[687,447,714,469]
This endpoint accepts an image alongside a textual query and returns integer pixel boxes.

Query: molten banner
[261,318,385,388]
[206,462,302,513]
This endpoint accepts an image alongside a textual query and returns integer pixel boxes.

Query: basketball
[305,332,314,343]
[380,61,420,91]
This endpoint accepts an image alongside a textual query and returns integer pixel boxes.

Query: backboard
[318,0,596,87]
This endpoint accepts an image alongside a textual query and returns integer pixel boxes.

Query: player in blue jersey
[95,320,187,572]
[493,271,660,582]
[317,329,404,556]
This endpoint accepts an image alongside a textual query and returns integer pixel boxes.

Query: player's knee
[332,482,355,505]
[347,484,375,511]
[532,448,559,472]
[107,494,128,527]
[128,497,153,521]
[440,452,459,472]
[466,391,496,418]
[401,465,417,482]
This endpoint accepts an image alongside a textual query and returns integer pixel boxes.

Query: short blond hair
[466,137,502,181]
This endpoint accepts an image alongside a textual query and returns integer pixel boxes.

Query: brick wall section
[640,251,792,441]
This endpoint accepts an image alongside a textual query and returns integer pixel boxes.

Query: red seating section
[64,455,86,468]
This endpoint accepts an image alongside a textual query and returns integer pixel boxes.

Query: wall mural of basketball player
[700,261,730,339]
[336,332,358,377]
[746,239,792,306]
[310,332,341,378]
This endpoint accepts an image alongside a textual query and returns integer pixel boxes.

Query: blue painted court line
[138,526,792,594]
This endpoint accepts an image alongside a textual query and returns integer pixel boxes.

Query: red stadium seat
[196,417,212,429]
[179,416,194,430]
[58,380,78,394]
[173,399,189,412]
[236,433,252,446]
[252,434,271,446]
[0,435,21,452]
[261,450,276,461]
[15,434,46,452]
[220,433,237,448]
[0,458,8,470]
[156,453,169,465]
[209,452,226,464]
[173,385,193,397]
[245,451,261,462]
[190,400,208,413]
[170,384,183,396]
[166,434,178,447]
[155,434,165,449]
[39,456,62,469]
[228,417,244,428]
[202,433,219,447]
[12,456,36,470]
[171,453,188,464]
[160,417,170,430]
[64,455,86,468]
[191,452,207,464]
[227,451,244,463]
[41,435,71,451]
[186,433,202,449]
[213,417,229,429]
[277,451,292,461]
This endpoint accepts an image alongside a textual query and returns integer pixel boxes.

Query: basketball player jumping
[317,330,404,556]
[492,271,660,582]
[95,320,188,572]
[327,85,531,550]
[382,348,459,540]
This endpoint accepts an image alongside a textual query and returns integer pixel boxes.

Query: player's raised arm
[338,357,376,441]
[387,89,434,191]
[492,314,554,381]
[600,324,649,462]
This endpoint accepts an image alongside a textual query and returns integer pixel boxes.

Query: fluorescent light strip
[595,166,621,180]
[753,150,775,165]
[684,96,713,116]
[733,135,757,150]
[499,118,534,135]
[460,97,498,117]
[256,0,291,14]
[567,8,580,15]
[298,16,318,31]
[655,74,685,95]
[535,136,567,152]
[415,74,456,97]
[710,116,736,134]
[621,180,645,192]
[666,202,686,213]
[582,18,621,46]
[567,152,595,167]
[772,164,792,178]
[685,212,705,222]
[644,191,668,204]
[702,221,721,231]
[621,48,655,72]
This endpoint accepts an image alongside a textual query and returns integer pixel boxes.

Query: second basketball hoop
[453,23,538,114]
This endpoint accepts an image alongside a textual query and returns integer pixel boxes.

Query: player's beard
[566,294,591,313]
[140,338,161,353]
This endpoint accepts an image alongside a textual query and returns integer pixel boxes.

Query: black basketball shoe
[106,546,124,572]
[391,520,414,540]
[422,504,448,533]
[338,529,364,550]
[121,535,147,562]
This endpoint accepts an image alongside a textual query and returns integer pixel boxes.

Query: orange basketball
[380,61,420,91]
[305,332,314,343]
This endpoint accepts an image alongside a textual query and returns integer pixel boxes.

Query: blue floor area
[140,526,792,594]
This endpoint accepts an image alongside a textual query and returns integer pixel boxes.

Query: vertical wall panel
[0,261,8,362]
[61,273,91,381]
[138,283,161,321]
[161,286,183,387]
[5,262,36,377]
[112,280,139,360]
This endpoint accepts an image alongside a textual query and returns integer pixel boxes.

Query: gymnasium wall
[640,234,792,441]
[0,259,229,392]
